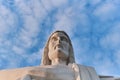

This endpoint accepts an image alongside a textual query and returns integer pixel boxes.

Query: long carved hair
[41,31,75,65]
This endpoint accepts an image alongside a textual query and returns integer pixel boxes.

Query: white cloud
[16,15,40,49]
[0,5,17,36]
[51,0,68,7]
[18,33,32,48]
[101,33,120,49]
[27,49,42,64]
[15,0,48,20]
[14,0,49,49]
[32,0,47,20]
[89,0,101,5]
[41,0,53,10]
[53,14,75,35]
[93,2,118,21]
[100,23,120,50]
[72,38,85,63]
[92,54,117,76]
[72,37,91,64]
[12,45,25,55]
[23,16,39,37]
[114,50,120,67]
[15,0,32,15]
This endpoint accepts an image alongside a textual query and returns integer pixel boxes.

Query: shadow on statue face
[48,32,70,61]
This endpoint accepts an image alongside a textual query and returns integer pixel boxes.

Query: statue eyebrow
[51,35,68,40]
[62,35,68,38]
[50,36,56,39]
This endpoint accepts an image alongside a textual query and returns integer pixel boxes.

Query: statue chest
[28,66,75,80]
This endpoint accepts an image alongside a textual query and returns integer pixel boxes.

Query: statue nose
[57,37,61,43]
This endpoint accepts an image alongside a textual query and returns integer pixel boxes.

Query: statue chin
[48,49,69,61]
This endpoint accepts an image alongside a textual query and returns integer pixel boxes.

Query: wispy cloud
[93,0,120,22]
[0,0,120,77]
[0,4,17,36]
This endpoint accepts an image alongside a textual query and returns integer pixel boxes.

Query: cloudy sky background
[0,0,120,77]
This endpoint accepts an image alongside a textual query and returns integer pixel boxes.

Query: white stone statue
[41,30,75,65]
[19,31,100,80]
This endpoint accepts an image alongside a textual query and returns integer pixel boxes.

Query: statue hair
[41,30,75,65]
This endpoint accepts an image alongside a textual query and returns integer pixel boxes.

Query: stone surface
[41,31,75,66]
[0,64,100,80]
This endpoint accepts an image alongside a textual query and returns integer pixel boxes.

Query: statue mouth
[54,44,63,50]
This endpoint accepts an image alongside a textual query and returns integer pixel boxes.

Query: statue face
[48,32,70,60]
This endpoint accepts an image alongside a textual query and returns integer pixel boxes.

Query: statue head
[41,31,75,65]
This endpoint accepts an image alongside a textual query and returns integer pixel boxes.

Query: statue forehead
[50,32,68,38]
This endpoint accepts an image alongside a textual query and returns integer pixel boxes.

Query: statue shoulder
[69,63,100,80]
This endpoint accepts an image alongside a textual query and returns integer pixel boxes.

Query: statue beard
[48,48,69,61]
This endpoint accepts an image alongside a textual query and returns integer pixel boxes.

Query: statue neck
[51,58,67,65]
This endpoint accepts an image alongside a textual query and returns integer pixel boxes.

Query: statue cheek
[49,42,55,48]
[64,43,69,50]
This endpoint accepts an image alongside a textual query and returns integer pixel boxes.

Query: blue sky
[0,0,120,77]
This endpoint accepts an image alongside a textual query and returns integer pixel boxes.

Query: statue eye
[52,37,57,41]
[61,37,68,42]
